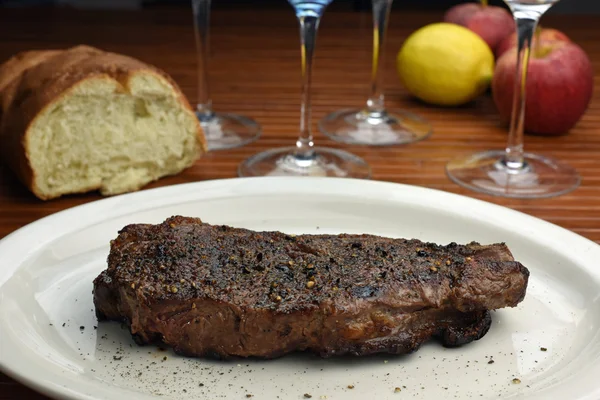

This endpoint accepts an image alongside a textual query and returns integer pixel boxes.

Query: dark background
[0,0,595,14]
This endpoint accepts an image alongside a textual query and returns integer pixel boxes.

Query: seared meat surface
[93,216,529,359]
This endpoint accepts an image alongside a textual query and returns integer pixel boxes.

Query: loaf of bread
[0,45,207,200]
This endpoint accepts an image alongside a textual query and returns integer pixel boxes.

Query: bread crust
[0,45,207,200]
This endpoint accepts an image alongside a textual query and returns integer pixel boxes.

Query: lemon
[396,23,495,107]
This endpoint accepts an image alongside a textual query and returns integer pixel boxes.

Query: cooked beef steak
[93,216,529,359]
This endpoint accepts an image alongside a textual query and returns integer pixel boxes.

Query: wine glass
[238,0,371,178]
[192,0,261,151]
[446,0,580,198]
[318,0,432,146]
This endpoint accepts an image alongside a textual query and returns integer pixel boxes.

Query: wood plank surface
[0,4,599,399]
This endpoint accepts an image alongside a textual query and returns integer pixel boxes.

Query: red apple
[443,3,515,54]
[443,3,481,26]
[496,28,570,59]
[492,40,593,136]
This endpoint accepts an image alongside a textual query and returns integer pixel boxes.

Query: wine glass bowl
[238,0,371,178]
[318,0,432,146]
[446,0,580,198]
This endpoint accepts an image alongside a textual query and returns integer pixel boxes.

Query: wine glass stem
[295,15,320,159]
[503,10,542,170]
[192,0,214,120]
[366,0,393,115]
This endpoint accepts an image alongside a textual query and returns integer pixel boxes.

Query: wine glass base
[319,108,432,146]
[238,146,372,178]
[446,150,580,199]
[196,111,261,151]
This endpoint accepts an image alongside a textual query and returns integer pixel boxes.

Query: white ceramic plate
[1,177,600,400]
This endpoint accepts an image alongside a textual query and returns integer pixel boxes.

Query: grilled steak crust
[93,216,529,359]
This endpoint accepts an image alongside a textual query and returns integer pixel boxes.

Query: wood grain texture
[0,5,599,399]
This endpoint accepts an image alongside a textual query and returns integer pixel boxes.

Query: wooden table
[1,5,599,399]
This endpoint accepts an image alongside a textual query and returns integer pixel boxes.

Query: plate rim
[1,176,599,400]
